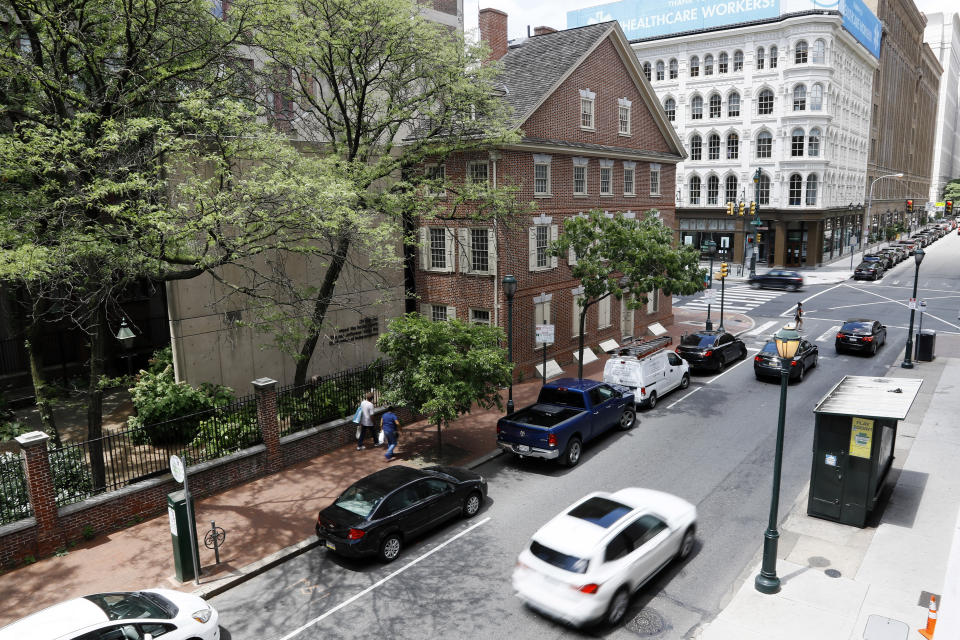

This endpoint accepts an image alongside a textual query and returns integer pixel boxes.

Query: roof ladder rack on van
[615,335,674,359]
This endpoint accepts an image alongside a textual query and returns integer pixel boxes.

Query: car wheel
[604,587,630,627]
[463,491,482,518]
[677,526,696,561]
[786,284,798,292]
[740,345,748,360]
[716,356,726,372]
[796,363,805,382]
[679,373,690,389]
[646,392,657,410]
[619,409,636,430]
[563,437,582,467]
[378,533,403,563]
[751,281,762,289]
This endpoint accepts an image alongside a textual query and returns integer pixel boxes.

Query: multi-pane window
[581,97,594,128]
[534,158,551,196]
[600,166,612,195]
[789,174,802,206]
[649,164,661,196]
[757,47,765,70]
[426,164,445,196]
[704,54,714,75]
[431,304,448,322]
[791,128,804,156]
[806,174,818,206]
[709,94,721,118]
[733,50,743,71]
[810,83,823,110]
[430,228,447,269]
[690,56,700,77]
[598,296,611,329]
[793,84,806,111]
[808,129,821,157]
[812,39,825,64]
[691,95,703,119]
[535,225,549,268]
[757,131,773,158]
[619,100,632,134]
[664,98,676,121]
[757,173,771,204]
[469,161,489,184]
[642,62,651,81]
[718,52,728,74]
[669,58,678,79]
[728,92,740,117]
[795,40,808,64]
[689,176,702,205]
[707,175,720,205]
[770,46,778,68]
[470,228,489,273]
[708,134,720,160]
[573,161,588,195]
[647,289,660,314]
[656,60,665,81]
[470,309,490,325]
[726,133,739,159]
[725,175,738,203]
[758,90,774,115]
[624,164,635,195]
[690,135,702,160]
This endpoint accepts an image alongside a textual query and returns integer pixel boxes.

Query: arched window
[709,93,721,118]
[664,98,676,121]
[795,40,808,64]
[728,92,741,117]
[812,39,826,64]
[727,133,739,159]
[810,83,823,110]
[704,54,714,75]
[808,128,821,157]
[656,60,665,81]
[756,47,765,70]
[690,56,700,77]
[669,58,678,79]
[757,131,772,158]
[791,128,805,156]
[689,175,701,205]
[708,134,721,160]
[642,61,651,81]
[806,174,819,205]
[757,173,771,204]
[770,46,778,68]
[793,84,806,111]
[691,95,703,120]
[725,175,738,203]
[690,134,702,160]
[758,89,774,115]
[789,174,802,205]
[707,175,720,205]
[733,50,743,71]
[718,52,729,73]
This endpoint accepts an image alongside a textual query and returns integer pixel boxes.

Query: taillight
[547,433,557,447]
[577,583,600,594]
[347,528,366,540]
[675,346,680,352]
[496,424,501,435]
[791,360,798,367]
[836,333,844,339]
[640,386,646,395]
[754,355,761,362]
[863,336,873,342]
[704,350,713,357]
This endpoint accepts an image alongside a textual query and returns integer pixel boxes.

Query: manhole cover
[825,569,842,578]
[627,608,667,637]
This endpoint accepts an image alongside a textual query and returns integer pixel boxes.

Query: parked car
[512,488,697,628]
[0,589,219,640]
[497,378,635,467]
[753,338,819,382]
[893,240,916,255]
[854,261,884,280]
[602,340,689,409]
[315,465,487,563]
[879,247,905,264]
[747,269,804,291]
[835,319,887,355]
[675,331,747,372]
[863,253,893,269]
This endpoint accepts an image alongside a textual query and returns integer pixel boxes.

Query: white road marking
[778,282,847,317]
[744,320,777,336]
[278,517,491,640]
[667,386,701,408]
[817,326,840,343]
[705,350,759,384]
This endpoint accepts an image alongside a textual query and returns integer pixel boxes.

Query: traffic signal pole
[718,263,728,332]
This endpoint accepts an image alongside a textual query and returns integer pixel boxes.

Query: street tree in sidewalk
[942,179,960,204]
[551,210,706,378]
[376,313,512,452]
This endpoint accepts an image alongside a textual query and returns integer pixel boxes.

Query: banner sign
[839,0,881,58]
[849,417,874,458]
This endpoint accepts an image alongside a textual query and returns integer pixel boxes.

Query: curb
[192,447,504,601]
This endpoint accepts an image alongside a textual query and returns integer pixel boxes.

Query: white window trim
[623,162,636,197]
[467,160,489,184]
[618,97,632,136]
[457,227,497,276]
[650,163,661,197]
[529,220,558,272]
[579,89,596,131]
[469,308,491,325]
[573,156,589,196]
[533,153,552,197]
[597,296,611,329]
[421,303,456,322]
[425,163,445,197]
[571,287,585,337]
[420,226,455,273]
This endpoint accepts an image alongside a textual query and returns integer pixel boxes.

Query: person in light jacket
[356,392,378,450]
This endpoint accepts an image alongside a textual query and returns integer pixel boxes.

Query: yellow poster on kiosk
[849,417,874,458]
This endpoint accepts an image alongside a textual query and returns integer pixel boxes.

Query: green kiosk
[808,376,922,527]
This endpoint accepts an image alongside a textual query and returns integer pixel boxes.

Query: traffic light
[726,202,734,216]
[747,235,754,244]
[906,199,913,213]
[947,200,954,215]
[738,201,745,216]
[750,201,756,217]
[719,262,729,279]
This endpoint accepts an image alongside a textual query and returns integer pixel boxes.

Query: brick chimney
[533,26,557,36]
[479,8,508,62]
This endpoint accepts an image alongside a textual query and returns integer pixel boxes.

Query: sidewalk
[0,308,744,628]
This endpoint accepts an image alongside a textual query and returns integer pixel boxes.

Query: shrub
[0,443,94,524]
[0,420,33,443]
[189,404,260,462]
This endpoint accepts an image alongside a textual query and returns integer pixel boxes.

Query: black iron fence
[0,452,30,524]
[277,361,385,437]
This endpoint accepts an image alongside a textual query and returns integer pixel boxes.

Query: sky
[463,0,959,42]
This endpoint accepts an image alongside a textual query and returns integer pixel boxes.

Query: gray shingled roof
[497,22,615,128]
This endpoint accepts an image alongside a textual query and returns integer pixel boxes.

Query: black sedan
[853,261,884,280]
[835,319,887,355]
[676,331,747,372]
[747,269,804,291]
[316,465,487,563]
[754,338,819,382]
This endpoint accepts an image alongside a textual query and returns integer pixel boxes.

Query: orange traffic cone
[919,594,937,639]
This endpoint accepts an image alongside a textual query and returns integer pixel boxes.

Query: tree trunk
[293,233,352,386]
[26,334,61,448]
[87,303,107,491]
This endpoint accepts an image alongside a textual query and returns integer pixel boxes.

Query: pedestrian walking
[794,301,804,331]
[356,392,378,450]
[381,407,401,461]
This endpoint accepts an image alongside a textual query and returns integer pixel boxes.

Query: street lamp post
[115,318,135,376]
[704,240,717,331]
[901,249,925,369]
[750,168,762,277]
[863,173,904,254]
[502,275,518,413]
[755,323,801,595]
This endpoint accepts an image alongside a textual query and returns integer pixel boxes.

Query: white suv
[603,350,690,409]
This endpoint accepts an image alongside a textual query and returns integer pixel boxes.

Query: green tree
[376,313,511,451]
[942,179,960,203]
[551,210,706,378]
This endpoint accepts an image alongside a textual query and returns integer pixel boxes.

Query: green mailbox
[168,490,198,582]
[808,376,922,527]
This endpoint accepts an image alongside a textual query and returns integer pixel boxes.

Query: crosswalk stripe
[745,320,778,336]
[817,326,840,343]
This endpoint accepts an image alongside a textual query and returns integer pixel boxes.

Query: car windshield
[335,482,387,517]
[568,497,631,528]
[681,334,715,348]
[530,540,589,574]
[841,322,873,335]
[84,592,175,621]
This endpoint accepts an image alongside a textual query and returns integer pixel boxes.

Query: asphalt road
[210,230,959,640]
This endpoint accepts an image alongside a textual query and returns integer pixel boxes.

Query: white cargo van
[602,338,690,409]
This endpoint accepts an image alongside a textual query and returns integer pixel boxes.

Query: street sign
[750,219,763,226]
[535,324,555,344]
[170,455,185,483]
[909,298,917,310]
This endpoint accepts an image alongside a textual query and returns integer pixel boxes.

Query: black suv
[676,331,747,372]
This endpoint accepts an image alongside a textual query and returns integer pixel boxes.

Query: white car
[603,349,690,409]
[0,589,219,640]
[513,488,697,627]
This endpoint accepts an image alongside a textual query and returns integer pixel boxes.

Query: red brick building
[416,11,686,376]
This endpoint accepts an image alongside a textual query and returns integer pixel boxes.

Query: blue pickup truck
[496,378,635,467]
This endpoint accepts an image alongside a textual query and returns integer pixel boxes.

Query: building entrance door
[785,243,803,267]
